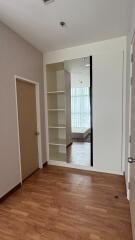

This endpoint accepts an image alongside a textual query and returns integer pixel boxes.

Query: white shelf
[48,91,65,94]
[49,152,66,161]
[48,109,66,112]
[49,124,66,129]
[49,138,66,146]
[46,63,68,163]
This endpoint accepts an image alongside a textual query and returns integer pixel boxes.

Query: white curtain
[71,87,90,128]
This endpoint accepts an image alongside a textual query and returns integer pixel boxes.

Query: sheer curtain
[71,87,90,129]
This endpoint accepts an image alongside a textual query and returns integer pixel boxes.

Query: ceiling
[0,0,132,52]
[65,57,90,88]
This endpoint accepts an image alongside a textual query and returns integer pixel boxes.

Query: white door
[129,37,135,240]
[93,52,124,174]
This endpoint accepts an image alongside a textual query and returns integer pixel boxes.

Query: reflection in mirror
[64,57,92,167]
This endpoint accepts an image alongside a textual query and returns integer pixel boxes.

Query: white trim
[35,83,43,168]
[43,61,49,164]
[15,75,38,85]
[121,51,125,173]
[48,160,123,175]
[127,45,132,200]
[14,75,43,183]
[14,78,23,185]
[127,35,135,200]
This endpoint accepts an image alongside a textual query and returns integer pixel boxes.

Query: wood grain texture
[16,80,39,180]
[0,166,132,240]
[67,142,90,166]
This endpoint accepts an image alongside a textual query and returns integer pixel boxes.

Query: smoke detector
[43,0,55,4]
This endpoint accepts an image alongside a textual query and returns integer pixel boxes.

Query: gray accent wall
[0,21,46,198]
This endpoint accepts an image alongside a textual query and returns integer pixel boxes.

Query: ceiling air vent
[43,0,55,4]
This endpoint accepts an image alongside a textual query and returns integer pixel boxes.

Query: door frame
[14,75,43,184]
[127,32,135,200]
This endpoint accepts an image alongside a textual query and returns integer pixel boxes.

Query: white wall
[93,52,123,174]
[44,36,127,175]
[45,37,126,64]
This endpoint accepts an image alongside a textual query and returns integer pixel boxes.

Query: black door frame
[90,56,93,166]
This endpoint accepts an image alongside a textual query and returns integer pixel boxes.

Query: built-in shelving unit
[46,62,72,162]
[48,91,65,94]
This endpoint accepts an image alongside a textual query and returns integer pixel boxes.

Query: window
[71,87,90,128]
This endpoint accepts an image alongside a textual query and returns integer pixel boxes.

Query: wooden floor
[0,166,132,240]
[67,142,90,166]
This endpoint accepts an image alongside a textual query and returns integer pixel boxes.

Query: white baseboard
[48,160,123,175]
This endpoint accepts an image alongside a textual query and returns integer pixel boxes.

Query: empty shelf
[48,91,65,94]
[48,109,66,111]
[49,152,66,161]
[49,124,66,129]
[49,138,66,146]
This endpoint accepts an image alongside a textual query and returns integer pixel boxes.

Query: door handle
[35,131,40,136]
[128,157,135,164]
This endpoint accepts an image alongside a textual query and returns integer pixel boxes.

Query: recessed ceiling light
[43,0,55,4]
